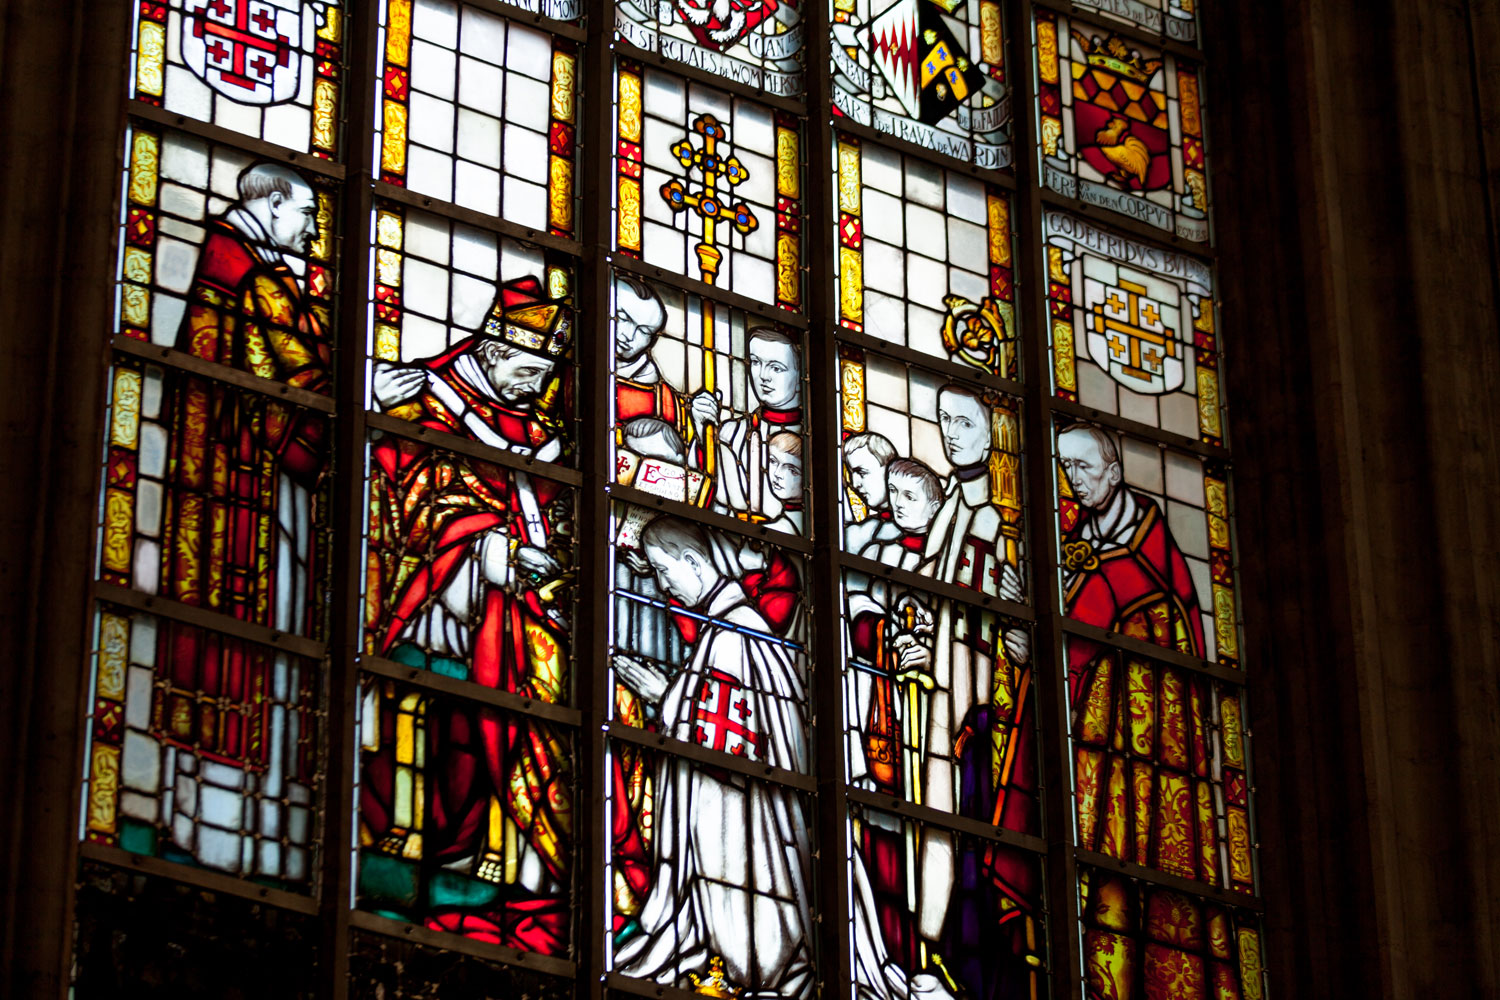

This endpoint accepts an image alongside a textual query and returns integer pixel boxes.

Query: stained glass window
[376,2,578,233]
[131,0,344,155]
[83,2,1264,995]
[100,359,333,631]
[835,134,1018,376]
[83,606,321,884]
[615,0,805,97]
[615,62,803,308]
[847,804,1045,999]
[839,347,1026,599]
[364,437,577,695]
[1078,866,1266,999]
[117,128,337,367]
[367,203,577,451]
[1056,419,1238,666]
[843,573,1038,833]
[1045,211,1222,443]
[609,502,810,756]
[1069,0,1199,45]
[611,273,808,532]
[608,740,816,995]
[1068,639,1255,892]
[1036,10,1209,242]
[356,678,575,951]
[831,0,1012,168]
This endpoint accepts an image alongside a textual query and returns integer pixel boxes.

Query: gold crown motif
[1075,31,1164,83]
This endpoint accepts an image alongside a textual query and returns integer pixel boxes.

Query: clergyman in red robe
[149,162,329,883]
[1057,422,1207,711]
[359,277,575,955]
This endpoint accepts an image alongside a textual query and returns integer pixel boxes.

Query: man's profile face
[644,541,711,608]
[937,390,990,467]
[615,283,665,364]
[748,336,800,410]
[481,345,556,404]
[1058,431,1122,511]
[845,446,888,509]
[888,473,941,533]
[267,185,319,254]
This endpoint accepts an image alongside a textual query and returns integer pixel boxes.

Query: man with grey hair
[151,160,330,884]
[1057,421,1205,704]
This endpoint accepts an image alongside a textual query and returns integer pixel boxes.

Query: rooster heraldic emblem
[1071,29,1171,192]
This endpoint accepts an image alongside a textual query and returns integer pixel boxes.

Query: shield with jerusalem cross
[1076,253,1187,395]
[693,669,763,758]
[178,0,331,105]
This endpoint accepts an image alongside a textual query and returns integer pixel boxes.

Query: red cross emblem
[183,0,302,104]
[692,669,761,759]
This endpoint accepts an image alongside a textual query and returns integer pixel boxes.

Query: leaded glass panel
[608,741,815,997]
[1069,0,1198,45]
[100,359,333,640]
[376,1,579,235]
[1077,866,1265,999]
[831,0,1012,169]
[1045,211,1222,444]
[82,607,321,885]
[839,347,1026,601]
[609,503,810,768]
[131,0,344,155]
[355,678,575,953]
[611,272,808,535]
[835,134,1018,377]
[1068,639,1255,892]
[615,62,803,309]
[842,574,1038,835]
[1036,10,1209,242]
[614,0,805,97]
[1055,420,1237,666]
[847,804,1046,999]
[363,437,576,699]
[118,128,338,384]
[368,203,577,459]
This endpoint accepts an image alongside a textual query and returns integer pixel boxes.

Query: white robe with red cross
[614,579,812,997]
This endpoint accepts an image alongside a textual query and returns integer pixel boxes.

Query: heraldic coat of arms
[177,0,337,105]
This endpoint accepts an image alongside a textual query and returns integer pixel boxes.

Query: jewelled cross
[659,115,758,286]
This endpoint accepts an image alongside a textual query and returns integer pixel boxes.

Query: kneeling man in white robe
[613,517,813,999]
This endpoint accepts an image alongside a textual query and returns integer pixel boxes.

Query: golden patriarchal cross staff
[660,114,759,506]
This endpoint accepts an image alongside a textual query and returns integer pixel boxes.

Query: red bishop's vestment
[150,215,331,782]
[361,329,574,955]
[1062,489,1206,709]
[160,216,332,625]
